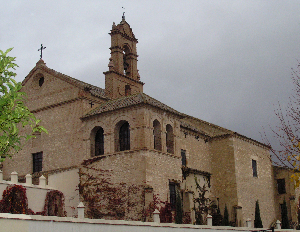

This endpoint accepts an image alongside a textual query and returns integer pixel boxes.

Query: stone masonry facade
[2,16,289,227]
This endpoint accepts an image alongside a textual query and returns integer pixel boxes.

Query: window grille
[252,159,258,177]
[33,152,43,173]
[119,122,130,151]
[277,179,286,194]
[95,128,104,156]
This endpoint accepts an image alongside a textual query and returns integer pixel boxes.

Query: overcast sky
[2,1,300,161]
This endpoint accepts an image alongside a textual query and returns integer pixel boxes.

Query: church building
[2,16,278,227]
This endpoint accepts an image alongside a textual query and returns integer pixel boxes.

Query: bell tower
[104,16,144,99]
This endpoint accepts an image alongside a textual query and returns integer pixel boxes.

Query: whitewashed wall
[48,168,80,217]
[0,172,53,213]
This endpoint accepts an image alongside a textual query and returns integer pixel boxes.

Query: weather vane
[122,7,125,20]
[38,44,46,59]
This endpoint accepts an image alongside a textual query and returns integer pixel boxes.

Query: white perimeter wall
[0,182,52,213]
[0,213,281,232]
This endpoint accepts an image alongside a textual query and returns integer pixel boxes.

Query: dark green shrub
[254,200,263,228]
[175,189,183,224]
[222,204,229,226]
[281,198,289,229]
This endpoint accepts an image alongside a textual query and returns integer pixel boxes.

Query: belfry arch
[123,44,131,76]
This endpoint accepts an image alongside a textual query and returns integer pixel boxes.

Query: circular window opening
[39,77,44,87]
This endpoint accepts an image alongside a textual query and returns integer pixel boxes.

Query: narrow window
[166,124,174,154]
[252,159,258,177]
[125,85,131,96]
[277,179,286,194]
[181,149,186,166]
[119,122,130,151]
[153,120,162,151]
[169,183,176,210]
[33,152,43,173]
[95,128,104,156]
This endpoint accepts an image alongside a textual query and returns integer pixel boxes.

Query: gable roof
[22,59,107,99]
[81,92,185,119]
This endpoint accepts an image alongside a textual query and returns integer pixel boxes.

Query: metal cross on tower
[38,44,46,59]
[122,7,125,20]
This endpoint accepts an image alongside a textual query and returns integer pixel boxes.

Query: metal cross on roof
[38,44,46,59]
[89,101,94,108]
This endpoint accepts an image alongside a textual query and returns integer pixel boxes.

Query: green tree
[175,188,183,224]
[0,48,47,161]
[281,198,289,229]
[222,204,229,226]
[254,200,263,228]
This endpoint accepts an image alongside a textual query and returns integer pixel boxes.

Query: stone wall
[209,136,238,224]
[232,136,276,227]
[273,166,299,224]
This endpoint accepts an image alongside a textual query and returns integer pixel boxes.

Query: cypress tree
[223,204,229,226]
[175,189,183,224]
[254,200,263,228]
[281,198,289,229]
[297,208,300,230]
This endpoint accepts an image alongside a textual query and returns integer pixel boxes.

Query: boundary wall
[0,213,294,232]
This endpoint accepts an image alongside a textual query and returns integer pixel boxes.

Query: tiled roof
[82,93,185,119]
[22,59,107,99]
[180,115,233,137]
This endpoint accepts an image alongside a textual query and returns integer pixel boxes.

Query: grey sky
[2,0,300,156]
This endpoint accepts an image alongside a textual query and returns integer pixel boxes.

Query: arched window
[153,120,162,151]
[91,127,104,157]
[166,124,174,154]
[119,122,130,151]
[95,127,104,156]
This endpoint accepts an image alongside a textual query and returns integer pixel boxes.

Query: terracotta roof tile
[82,93,184,118]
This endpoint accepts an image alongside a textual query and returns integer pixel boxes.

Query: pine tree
[175,189,183,224]
[223,204,229,226]
[281,198,289,229]
[254,200,263,228]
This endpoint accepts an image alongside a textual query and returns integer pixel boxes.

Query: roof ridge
[82,92,184,119]
[182,114,233,133]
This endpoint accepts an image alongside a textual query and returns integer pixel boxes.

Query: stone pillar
[39,175,46,188]
[25,174,32,186]
[276,220,281,230]
[11,171,18,184]
[153,209,160,223]
[77,202,85,219]
[246,218,251,228]
[207,214,212,226]
[0,170,3,182]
